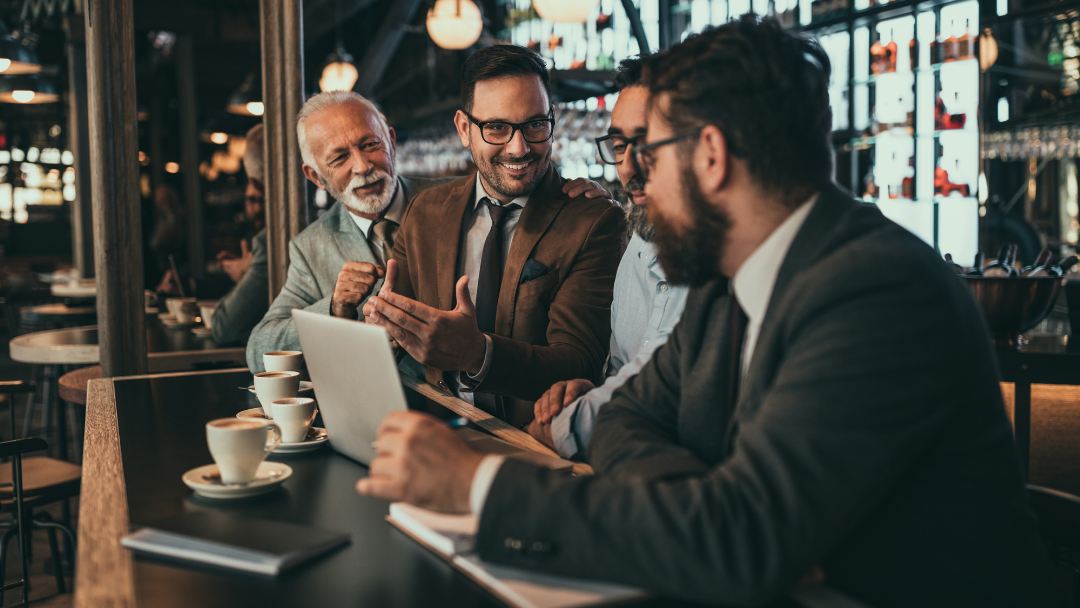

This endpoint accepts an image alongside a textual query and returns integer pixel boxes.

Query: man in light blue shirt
[527,58,689,460]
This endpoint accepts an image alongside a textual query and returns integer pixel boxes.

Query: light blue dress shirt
[549,232,689,459]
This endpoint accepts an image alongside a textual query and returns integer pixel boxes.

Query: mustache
[348,170,390,189]
[626,175,645,194]
[494,154,539,164]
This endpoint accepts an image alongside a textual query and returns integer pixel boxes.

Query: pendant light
[0,23,41,75]
[227,73,263,117]
[978,28,999,73]
[0,75,58,104]
[426,0,483,51]
[320,2,360,92]
[532,0,602,24]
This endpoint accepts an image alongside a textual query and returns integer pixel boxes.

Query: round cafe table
[49,280,96,299]
[9,317,246,461]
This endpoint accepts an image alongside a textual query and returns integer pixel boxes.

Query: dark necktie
[370,218,397,266]
[474,199,519,334]
[725,299,749,413]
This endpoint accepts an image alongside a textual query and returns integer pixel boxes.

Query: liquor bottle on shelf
[957,20,973,59]
[930,37,942,65]
[934,167,972,197]
[983,244,1019,277]
[943,31,958,62]
[870,40,889,74]
[886,40,898,72]
[934,96,967,130]
[909,38,919,70]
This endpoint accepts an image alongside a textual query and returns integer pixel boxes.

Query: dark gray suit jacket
[246,176,443,371]
[211,228,268,346]
[475,186,1053,607]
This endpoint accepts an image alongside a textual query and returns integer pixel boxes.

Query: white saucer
[236,407,270,420]
[182,461,292,500]
[191,326,212,338]
[246,381,314,395]
[273,427,329,454]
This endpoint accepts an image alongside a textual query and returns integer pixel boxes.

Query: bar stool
[16,304,96,461]
[0,381,79,605]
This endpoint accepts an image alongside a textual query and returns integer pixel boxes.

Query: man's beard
[474,146,550,200]
[651,162,731,287]
[324,169,396,215]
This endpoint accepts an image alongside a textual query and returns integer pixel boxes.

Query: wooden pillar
[176,36,204,279]
[65,14,94,279]
[259,0,307,299]
[85,0,147,377]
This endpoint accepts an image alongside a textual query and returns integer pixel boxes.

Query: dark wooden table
[76,369,851,608]
[995,334,1080,481]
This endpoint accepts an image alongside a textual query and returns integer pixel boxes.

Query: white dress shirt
[468,195,818,517]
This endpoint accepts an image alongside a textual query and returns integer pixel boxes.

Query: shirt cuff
[460,334,494,388]
[549,399,582,460]
[469,454,506,517]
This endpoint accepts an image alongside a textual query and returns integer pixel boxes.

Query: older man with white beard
[246,91,610,371]
[244,91,444,371]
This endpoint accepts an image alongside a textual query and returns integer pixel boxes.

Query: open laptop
[292,309,570,470]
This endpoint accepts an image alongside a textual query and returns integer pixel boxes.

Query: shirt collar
[731,194,818,327]
[474,172,531,210]
[347,178,405,238]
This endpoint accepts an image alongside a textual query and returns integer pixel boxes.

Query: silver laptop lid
[291,309,407,464]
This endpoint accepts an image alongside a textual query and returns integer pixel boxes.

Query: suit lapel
[734,186,858,412]
[434,175,476,311]
[497,167,566,335]
[329,201,377,263]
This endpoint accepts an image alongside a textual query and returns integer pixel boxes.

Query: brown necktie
[474,199,519,334]
[370,219,397,266]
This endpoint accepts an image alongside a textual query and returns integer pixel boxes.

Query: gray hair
[296,91,390,169]
[242,123,264,183]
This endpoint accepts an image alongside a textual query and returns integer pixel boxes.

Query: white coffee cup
[199,303,216,330]
[167,297,198,323]
[253,371,300,416]
[205,418,281,485]
[263,350,303,372]
[271,397,318,443]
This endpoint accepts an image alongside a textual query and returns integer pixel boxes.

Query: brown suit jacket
[390,166,627,424]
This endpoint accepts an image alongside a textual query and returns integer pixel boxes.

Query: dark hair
[613,56,645,91]
[645,15,833,202]
[460,44,550,111]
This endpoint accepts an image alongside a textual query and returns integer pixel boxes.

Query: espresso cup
[167,297,198,323]
[271,397,318,443]
[205,418,281,485]
[199,303,216,330]
[253,371,300,416]
[263,350,303,373]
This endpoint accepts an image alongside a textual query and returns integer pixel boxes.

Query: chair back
[1029,484,1080,606]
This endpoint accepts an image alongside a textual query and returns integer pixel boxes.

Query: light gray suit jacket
[245,176,441,371]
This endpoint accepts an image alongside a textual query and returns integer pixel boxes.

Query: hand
[526,418,555,450]
[219,240,253,283]
[533,378,594,425]
[364,260,487,374]
[155,269,180,295]
[356,411,483,513]
[562,178,612,200]
[331,261,385,319]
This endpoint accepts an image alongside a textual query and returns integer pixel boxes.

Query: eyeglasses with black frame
[462,107,556,145]
[631,128,704,183]
[594,133,644,165]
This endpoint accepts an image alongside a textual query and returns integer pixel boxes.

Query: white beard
[328,170,396,215]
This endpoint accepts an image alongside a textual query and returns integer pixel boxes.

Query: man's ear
[695,125,730,196]
[302,164,324,190]
[453,110,471,148]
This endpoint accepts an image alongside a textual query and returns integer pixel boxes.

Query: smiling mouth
[353,179,384,194]
[497,159,534,173]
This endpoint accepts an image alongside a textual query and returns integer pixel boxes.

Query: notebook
[121,511,350,577]
[388,503,646,608]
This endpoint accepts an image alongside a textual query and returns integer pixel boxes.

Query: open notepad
[388,503,646,608]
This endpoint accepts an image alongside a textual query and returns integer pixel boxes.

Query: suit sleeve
[475,266,967,605]
[211,232,269,346]
[476,205,625,401]
[245,239,333,371]
[586,308,711,481]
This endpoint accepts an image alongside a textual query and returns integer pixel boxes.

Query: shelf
[852,58,979,85]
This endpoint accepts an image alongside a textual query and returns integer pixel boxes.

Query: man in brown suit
[364,45,626,425]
